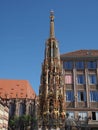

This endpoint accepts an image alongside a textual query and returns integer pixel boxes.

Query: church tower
[39,11,65,130]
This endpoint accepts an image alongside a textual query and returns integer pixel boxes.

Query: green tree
[9,115,38,130]
[9,116,19,130]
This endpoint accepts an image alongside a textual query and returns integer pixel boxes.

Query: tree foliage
[9,115,37,130]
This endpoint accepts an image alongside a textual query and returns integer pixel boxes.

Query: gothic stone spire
[39,11,65,130]
[45,11,60,61]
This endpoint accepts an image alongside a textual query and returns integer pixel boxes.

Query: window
[92,112,98,120]
[88,75,97,84]
[90,91,98,102]
[9,103,15,117]
[88,61,96,69]
[29,105,32,114]
[78,112,87,120]
[66,111,74,119]
[63,61,73,69]
[78,91,86,101]
[77,75,85,84]
[65,75,72,84]
[76,61,84,69]
[19,103,25,116]
[66,91,74,102]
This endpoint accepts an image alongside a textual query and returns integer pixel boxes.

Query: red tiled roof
[0,80,36,99]
[61,50,98,58]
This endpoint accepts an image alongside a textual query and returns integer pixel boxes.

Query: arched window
[19,103,25,116]
[9,103,15,117]
[29,104,32,114]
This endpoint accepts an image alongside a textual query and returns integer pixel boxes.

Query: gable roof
[0,79,36,99]
[61,50,98,58]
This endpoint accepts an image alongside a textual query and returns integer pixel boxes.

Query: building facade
[0,98,9,130]
[38,11,65,130]
[0,79,36,129]
[61,50,98,129]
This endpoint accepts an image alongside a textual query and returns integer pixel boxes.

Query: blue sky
[0,0,98,95]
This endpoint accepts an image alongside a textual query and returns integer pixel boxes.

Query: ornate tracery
[38,11,65,130]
